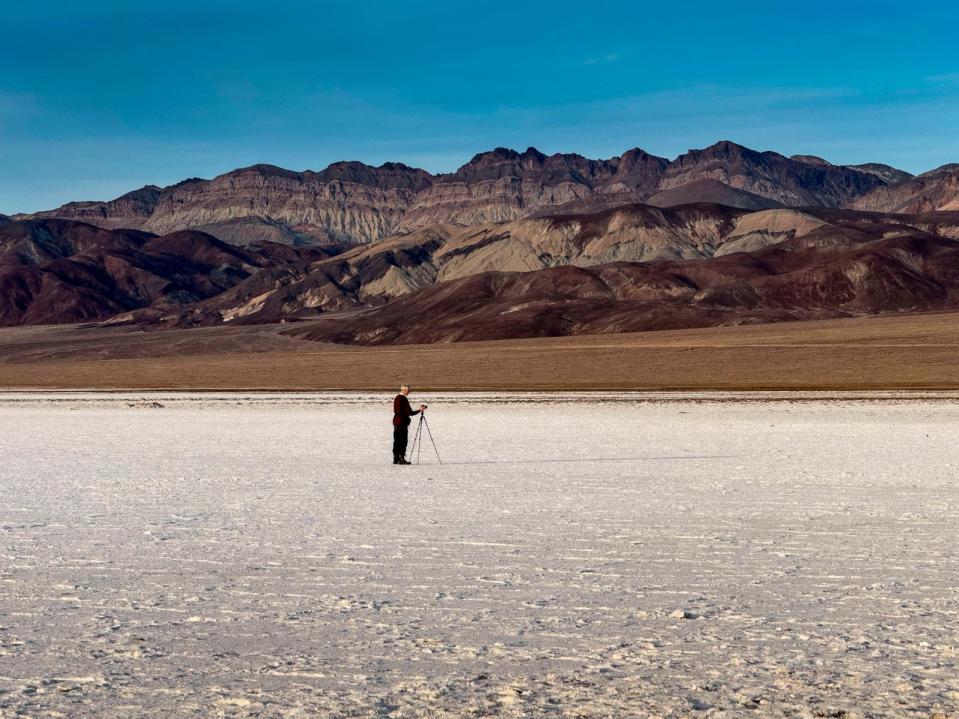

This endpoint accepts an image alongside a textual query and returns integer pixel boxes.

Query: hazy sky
[2,0,958,213]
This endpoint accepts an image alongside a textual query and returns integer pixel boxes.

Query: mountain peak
[448,147,551,183]
[670,141,765,168]
[663,141,885,207]
[791,154,833,167]
[466,147,519,163]
[919,163,959,178]
[705,140,752,154]
[315,160,433,191]
[220,164,305,183]
[619,147,663,159]
[115,185,163,203]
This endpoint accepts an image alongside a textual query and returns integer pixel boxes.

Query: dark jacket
[393,394,421,427]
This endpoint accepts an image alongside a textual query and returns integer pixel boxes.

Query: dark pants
[393,424,409,458]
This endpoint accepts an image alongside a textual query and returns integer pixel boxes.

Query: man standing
[393,384,426,465]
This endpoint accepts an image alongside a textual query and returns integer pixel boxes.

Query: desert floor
[0,393,957,718]
[4,311,959,391]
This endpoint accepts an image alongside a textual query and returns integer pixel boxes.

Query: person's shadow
[440,454,737,465]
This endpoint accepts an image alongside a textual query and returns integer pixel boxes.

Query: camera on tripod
[411,407,441,464]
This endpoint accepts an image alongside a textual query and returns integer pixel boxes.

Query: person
[392,385,427,465]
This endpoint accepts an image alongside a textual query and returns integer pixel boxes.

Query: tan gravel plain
[3,311,959,390]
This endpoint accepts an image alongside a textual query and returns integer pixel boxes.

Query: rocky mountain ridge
[18,141,946,248]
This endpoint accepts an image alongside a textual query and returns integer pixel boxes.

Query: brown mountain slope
[149,205,959,331]
[7,206,959,332]
[0,219,154,267]
[0,220,337,326]
[161,204,752,326]
[850,166,959,213]
[285,232,959,345]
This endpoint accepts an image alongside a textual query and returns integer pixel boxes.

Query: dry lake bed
[0,392,957,718]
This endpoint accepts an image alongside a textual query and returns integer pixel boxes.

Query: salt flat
[0,393,957,718]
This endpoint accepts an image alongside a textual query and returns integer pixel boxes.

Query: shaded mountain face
[645,179,783,211]
[791,157,915,186]
[19,141,914,246]
[660,141,886,207]
[0,219,336,326]
[851,166,959,213]
[845,163,914,185]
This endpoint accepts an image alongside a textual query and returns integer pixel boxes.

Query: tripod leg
[410,417,422,462]
[417,415,423,464]
[422,415,442,465]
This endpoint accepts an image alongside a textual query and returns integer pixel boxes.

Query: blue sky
[2,0,958,213]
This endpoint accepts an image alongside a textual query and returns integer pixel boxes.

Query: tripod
[409,411,442,465]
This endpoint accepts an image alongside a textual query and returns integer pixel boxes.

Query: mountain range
[18,140,959,248]
[5,139,959,343]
